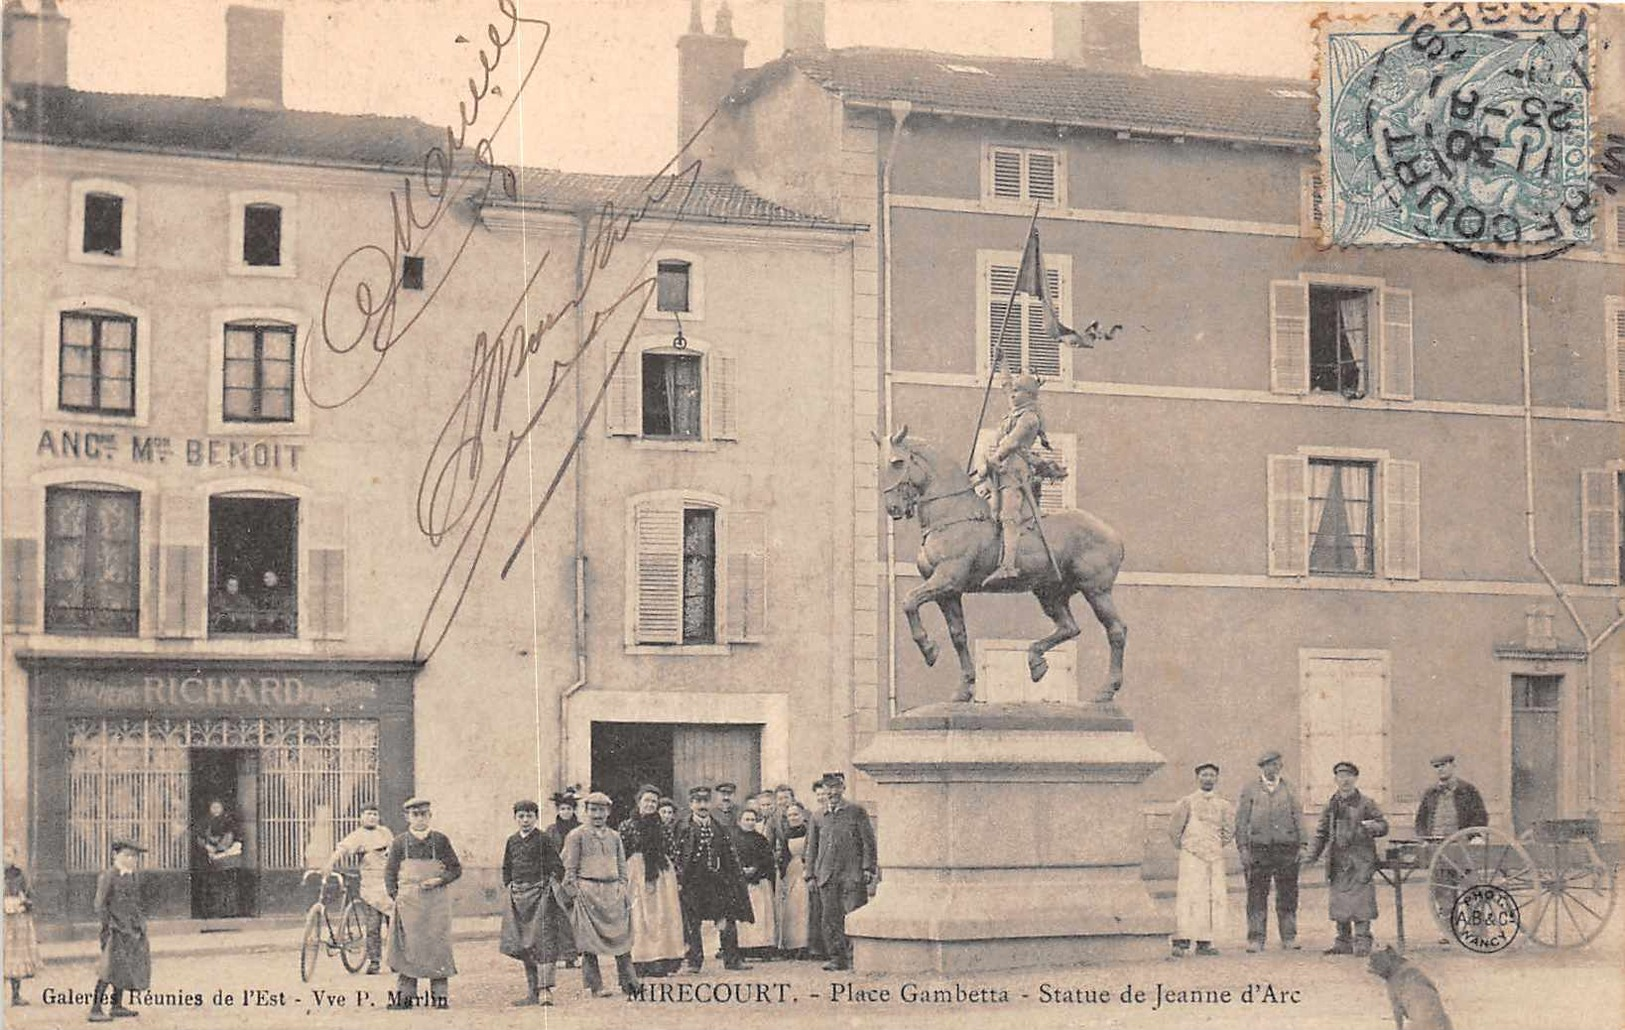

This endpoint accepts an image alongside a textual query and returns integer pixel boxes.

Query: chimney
[677,0,746,154]
[1052,1,1141,69]
[783,0,825,52]
[3,0,69,89]
[225,5,284,108]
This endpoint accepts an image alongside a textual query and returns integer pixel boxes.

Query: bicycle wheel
[300,906,324,982]
[338,901,369,973]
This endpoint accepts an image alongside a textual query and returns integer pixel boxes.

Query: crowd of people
[1169,749,1488,959]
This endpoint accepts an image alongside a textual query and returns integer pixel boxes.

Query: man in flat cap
[804,772,878,971]
[1234,749,1304,952]
[1413,754,1488,840]
[1168,763,1234,958]
[1304,762,1388,956]
[88,840,149,1022]
[543,788,582,969]
[384,799,462,1009]
[562,792,640,998]
[711,782,741,843]
[673,786,752,972]
[500,800,565,1006]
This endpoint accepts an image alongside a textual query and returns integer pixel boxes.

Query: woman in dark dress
[197,800,241,918]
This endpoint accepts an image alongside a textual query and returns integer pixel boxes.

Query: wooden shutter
[1608,298,1625,413]
[1270,280,1310,394]
[633,500,683,644]
[3,537,40,631]
[986,262,1020,373]
[1027,268,1064,377]
[1035,433,1077,513]
[1383,459,1421,580]
[305,498,347,639]
[160,493,206,637]
[1301,656,1389,805]
[1581,468,1621,585]
[726,510,767,642]
[1267,454,1309,576]
[605,344,639,436]
[712,353,739,441]
[1026,151,1057,203]
[1379,288,1415,400]
[990,148,1022,199]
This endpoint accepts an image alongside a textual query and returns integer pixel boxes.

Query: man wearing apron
[383,798,462,1010]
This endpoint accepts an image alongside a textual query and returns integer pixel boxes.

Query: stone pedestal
[846,701,1171,973]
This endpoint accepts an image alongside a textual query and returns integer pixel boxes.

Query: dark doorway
[189,749,251,919]
[591,723,676,827]
[1511,675,1562,836]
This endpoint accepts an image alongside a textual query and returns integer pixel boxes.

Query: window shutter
[1026,268,1064,377]
[3,538,40,631]
[1581,468,1621,585]
[1035,432,1077,513]
[160,493,206,638]
[633,501,684,644]
[990,148,1022,199]
[1609,298,1625,413]
[712,353,739,441]
[1026,151,1056,203]
[1300,167,1325,240]
[1383,459,1421,580]
[726,510,767,642]
[605,345,639,436]
[1379,288,1415,400]
[1269,280,1310,394]
[987,262,1020,373]
[1267,454,1309,576]
[305,499,347,639]
[1613,199,1625,252]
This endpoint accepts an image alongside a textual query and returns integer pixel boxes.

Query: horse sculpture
[877,426,1127,704]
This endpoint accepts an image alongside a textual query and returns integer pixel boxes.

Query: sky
[53,0,1316,174]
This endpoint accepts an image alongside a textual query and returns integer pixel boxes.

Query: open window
[1308,286,1370,399]
[69,179,137,267]
[209,495,297,636]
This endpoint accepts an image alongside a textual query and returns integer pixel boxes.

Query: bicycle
[299,869,369,982]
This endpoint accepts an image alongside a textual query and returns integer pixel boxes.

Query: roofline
[2,133,427,176]
[840,96,1314,152]
[481,194,868,233]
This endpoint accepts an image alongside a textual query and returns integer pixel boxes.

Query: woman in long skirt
[619,786,685,976]
[735,808,778,959]
[4,846,41,1006]
[776,804,811,957]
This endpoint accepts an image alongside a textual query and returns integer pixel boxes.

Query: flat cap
[110,838,147,854]
[1194,762,1220,775]
[1430,754,1456,767]
[513,799,539,814]
[402,796,431,811]
[823,771,846,783]
[583,791,612,807]
[688,785,713,799]
[1257,750,1283,767]
[1333,761,1360,776]
[714,781,738,792]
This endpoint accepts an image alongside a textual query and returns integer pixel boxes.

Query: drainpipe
[1518,263,1615,813]
[880,100,911,721]
[560,214,591,787]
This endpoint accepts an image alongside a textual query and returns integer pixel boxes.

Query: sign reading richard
[27,664,386,715]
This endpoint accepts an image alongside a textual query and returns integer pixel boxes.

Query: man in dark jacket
[1233,749,1304,952]
[1304,761,1388,957]
[1413,754,1489,838]
[673,786,752,972]
[804,772,878,971]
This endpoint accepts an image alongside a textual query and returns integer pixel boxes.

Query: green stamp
[1319,5,1598,255]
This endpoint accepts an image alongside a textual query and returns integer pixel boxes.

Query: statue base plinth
[847,702,1171,973]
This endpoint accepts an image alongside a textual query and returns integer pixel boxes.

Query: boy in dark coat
[500,800,566,1006]
[89,839,150,1022]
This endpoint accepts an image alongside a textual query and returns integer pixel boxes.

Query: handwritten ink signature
[305,0,717,661]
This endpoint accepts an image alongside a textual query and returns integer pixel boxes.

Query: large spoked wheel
[1517,838,1618,948]
[299,907,324,983]
[1426,826,1538,939]
[338,900,369,973]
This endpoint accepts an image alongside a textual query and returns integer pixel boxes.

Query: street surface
[7,915,1620,1030]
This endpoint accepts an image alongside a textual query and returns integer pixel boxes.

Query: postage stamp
[1318,4,1598,253]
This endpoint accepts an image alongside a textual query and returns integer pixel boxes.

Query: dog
[1367,946,1453,1029]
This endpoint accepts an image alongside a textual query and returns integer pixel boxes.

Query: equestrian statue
[877,373,1126,705]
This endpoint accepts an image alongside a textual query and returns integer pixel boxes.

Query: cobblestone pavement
[8,914,1620,1029]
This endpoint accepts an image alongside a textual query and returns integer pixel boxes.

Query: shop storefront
[20,654,418,922]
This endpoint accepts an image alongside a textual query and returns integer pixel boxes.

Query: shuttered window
[982,258,1066,378]
[630,497,765,647]
[1581,468,1621,585]
[1608,297,1625,414]
[1270,279,1412,401]
[1269,454,1420,580]
[606,346,738,441]
[987,146,1063,205]
[209,496,297,636]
